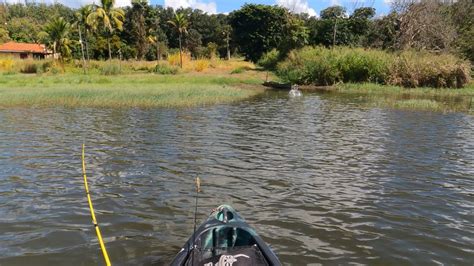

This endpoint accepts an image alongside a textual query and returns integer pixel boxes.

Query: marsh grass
[276,47,471,88]
[0,73,263,108]
[336,83,474,113]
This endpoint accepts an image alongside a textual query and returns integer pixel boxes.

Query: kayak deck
[171,205,281,266]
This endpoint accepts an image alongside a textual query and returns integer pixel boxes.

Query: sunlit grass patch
[0,73,263,108]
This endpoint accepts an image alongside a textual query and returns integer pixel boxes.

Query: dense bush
[100,61,122,75]
[276,46,471,88]
[257,49,280,71]
[153,62,179,75]
[194,59,209,72]
[276,47,343,85]
[388,51,471,88]
[20,62,38,74]
[168,52,191,67]
[18,60,55,74]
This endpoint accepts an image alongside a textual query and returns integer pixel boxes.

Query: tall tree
[87,0,125,60]
[130,0,149,60]
[449,0,474,62]
[168,12,189,68]
[229,4,288,62]
[44,17,72,61]
[76,5,93,61]
[364,12,399,50]
[278,14,308,56]
[395,1,455,51]
[221,24,232,60]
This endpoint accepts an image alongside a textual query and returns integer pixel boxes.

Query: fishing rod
[191,176,201,266]
[82,144,112,266]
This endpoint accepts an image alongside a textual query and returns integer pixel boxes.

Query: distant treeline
[0,0,472,63]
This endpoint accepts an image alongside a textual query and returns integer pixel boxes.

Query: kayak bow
[171,205,281,266]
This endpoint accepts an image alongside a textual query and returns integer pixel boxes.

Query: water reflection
[0,92,473,265]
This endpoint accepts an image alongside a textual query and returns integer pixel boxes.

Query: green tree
[364,12,399,50]
[76,5,94,61]
[0,28,10,43]
[168,12,189,68]
[45,17,72,61]
[349,7,375,44]
[229,4,288,62]
[320,6,346,19]
[130,0,149,60]
[221,24,232,60]
[279,14,308,56]
[87,0,125,60]
[7,17,41,43]
[449,0,474,62]
[186,28,202,58]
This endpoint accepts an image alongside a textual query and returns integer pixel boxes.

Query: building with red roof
[0,41,52,59]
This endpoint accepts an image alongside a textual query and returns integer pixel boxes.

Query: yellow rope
[82,144,112,266]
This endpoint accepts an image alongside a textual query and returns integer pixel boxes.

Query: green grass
[335,82,474,113]
[0,73,263,108]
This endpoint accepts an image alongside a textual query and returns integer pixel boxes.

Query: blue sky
[151,0,392,16]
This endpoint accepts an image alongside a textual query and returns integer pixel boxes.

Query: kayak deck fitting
[171,205,281,266]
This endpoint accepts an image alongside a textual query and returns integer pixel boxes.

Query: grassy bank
[0,58,273,108]
[0,73,265,108]
[335,82,474,113]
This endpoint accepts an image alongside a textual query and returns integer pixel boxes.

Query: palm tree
[168,12,189,68]
[45,17,72,62]
[87,0,125,60]
[76,5,93,62]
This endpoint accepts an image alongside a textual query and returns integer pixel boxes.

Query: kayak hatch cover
[170,205,281,266]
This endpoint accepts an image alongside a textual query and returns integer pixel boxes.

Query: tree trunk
[226,34,230,60]
[78,25,87,74]
[333,19,338,47]
[53,42,57,61]
[107,36,112,60]
[178,34,183,68]
[85,29,90,62]
[156,42,161,62]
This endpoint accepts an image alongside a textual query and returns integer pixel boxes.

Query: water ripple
[0,93,473,265]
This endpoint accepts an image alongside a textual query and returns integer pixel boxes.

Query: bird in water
[289,84,302,97]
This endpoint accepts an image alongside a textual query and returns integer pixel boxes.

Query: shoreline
[1,68,472,113]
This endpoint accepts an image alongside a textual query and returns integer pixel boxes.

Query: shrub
[168,52,191,67]
[100,61,121,75]
[0,58,15,72]
[388,51,471,88]
[194,59,209,72]
[257,49,280,70]
[230,66,246,74]
[277,46,341,85]
[153,62,179,74]
[276,46,471,88]
[20,62,38,74]
[207,42,218,59]
[336,48,390,83]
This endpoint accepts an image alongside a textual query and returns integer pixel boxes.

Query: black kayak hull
[171,205,281,266]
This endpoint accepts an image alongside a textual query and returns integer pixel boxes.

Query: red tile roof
[0,41,49,54]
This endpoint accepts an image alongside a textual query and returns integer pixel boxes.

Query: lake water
[0,91,473,265]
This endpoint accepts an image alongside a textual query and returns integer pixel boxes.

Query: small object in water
[171,205,281,266]
[289,84,302,97]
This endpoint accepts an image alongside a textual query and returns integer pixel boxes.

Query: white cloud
[4,0,131,7]
[164,0,217,14]
[112,0,132,7]
[277,0,317,17]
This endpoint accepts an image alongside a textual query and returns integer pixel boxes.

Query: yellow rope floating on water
[82,144,112,266]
